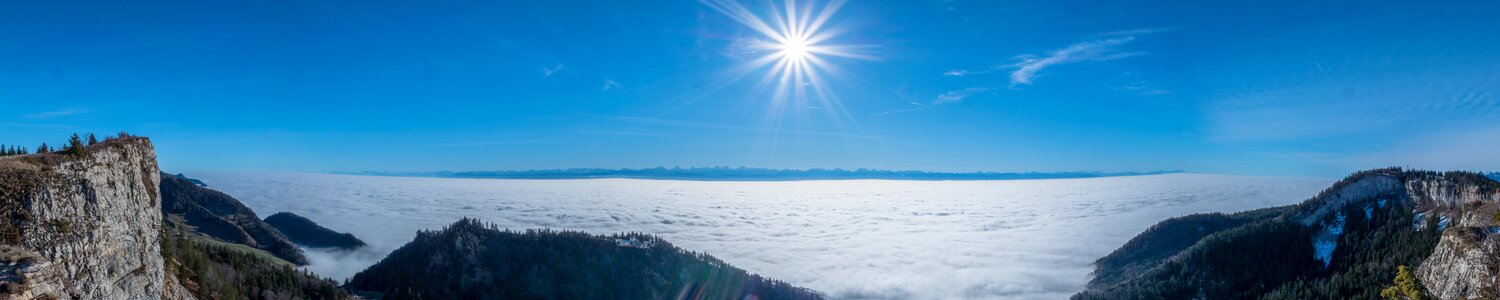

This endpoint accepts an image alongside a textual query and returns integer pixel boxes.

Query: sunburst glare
[702,0,876,131]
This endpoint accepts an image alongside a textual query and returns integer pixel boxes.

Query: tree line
[0,132,133,157]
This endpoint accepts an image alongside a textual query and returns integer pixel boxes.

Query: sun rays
[701,0,875,130]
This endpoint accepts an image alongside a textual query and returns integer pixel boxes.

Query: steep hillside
[264,212,365,250]
[1087,205,1292,289]
[1076,168,1500,299]
[159,221,350,299]
[0,137,190,299]
[347,218,824,300]
[160,172,308,265]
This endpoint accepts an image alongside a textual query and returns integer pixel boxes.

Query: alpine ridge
[1077,167,1500,299]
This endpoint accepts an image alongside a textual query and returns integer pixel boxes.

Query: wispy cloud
[947,29,1163,86]
[541,64,566,77]
[943,67,1004,77]
[870,87,993,118]
[932,87,993,105]
[23,107,89,119]
[602,79,623,91]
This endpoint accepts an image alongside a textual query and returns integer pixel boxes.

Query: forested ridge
[347,218,824,300]
[1076,168,1499,299]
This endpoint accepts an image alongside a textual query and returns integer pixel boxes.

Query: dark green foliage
[1379,265,1427,300]
[1088,206,1292,289]
[160,172,309,265]
[161,226,349,299]
[35,143,48,154]
[263,212,365,250]
[66,134,85,157]
[348,218,824,300]
[1076,168,1457,300]
[86,134,97,145]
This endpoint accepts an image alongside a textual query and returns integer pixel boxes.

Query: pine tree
[38,143,49,153]
[88,133,98,145]
[68,133,86,156]
[1380,265,1427,300]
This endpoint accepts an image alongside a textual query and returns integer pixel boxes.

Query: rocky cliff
[1407,172,1500,299]
[0,137,192,299]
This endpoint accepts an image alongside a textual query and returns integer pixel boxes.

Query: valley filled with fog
[194,172,1331,299]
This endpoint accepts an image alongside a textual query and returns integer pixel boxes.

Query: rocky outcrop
[1418,228,1500,299]
[0,137,192,299]
[1407,172,1500,299]
[264,212,366,250]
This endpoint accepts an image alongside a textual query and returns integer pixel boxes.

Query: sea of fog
[192,172,1332,299]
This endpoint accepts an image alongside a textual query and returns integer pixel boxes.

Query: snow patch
[1313,212,1346,267]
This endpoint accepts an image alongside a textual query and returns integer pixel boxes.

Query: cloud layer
[197,172,1329,299]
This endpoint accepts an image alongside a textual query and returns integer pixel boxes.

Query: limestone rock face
[0,138,191,300]
[1407,174,1500,300]
[1417,229,1499,300]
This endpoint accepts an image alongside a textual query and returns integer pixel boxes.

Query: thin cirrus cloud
[602,79,623,91]
[22,107,90,119]
[947,29,1163,86]
[541,64,566,77]
[868,87,994,118]
[879,29,1164,118]
[932,87,993,105]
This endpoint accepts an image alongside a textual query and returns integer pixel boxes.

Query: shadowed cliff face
[0,137,192,299]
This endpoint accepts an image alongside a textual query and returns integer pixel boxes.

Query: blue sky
[2,0,1497,176]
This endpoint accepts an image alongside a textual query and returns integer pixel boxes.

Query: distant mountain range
[344,167,1185,181]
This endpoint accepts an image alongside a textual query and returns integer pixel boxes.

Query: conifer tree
[38,143,49,153]
[1380,265,1427,300]
[68,133,86,156]
[88,133,98,145]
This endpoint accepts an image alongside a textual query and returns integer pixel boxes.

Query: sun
[778,36,812,61]
[702,0,873,101]
[701,0,877,140]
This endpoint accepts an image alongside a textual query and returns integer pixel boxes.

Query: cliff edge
[0,137,192,299]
